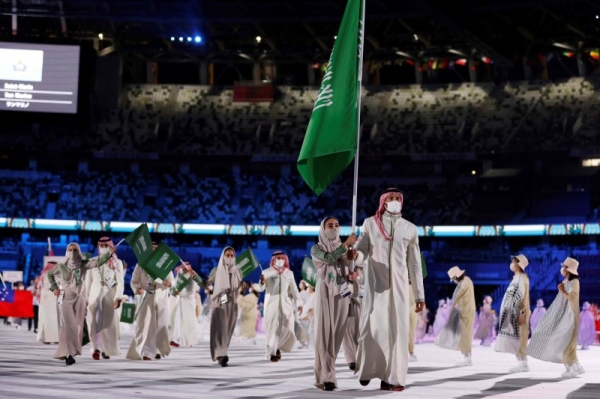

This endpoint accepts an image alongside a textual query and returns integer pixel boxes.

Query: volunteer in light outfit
[435,266,476,367]
[475,296,495,346]
[37,261,60,344]
[237,283,261,342]
[170,262,203,348]
[495,255,531,373]
[258,251,302,362]
[126,242,175,361]
[342,261,364,371]
[85,237,125,360]
[355,188,425,392]
[207,247,241,367]
[432,299,449,337]
[530,299,546,334]
[579,302,595,350]
[310,216,359,391]
[527,258,585,378]
[47,243,114,366]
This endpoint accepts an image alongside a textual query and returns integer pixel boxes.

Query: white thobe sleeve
[407,230,425,303]
[85,265,94,301]
[115,260,125,299]
[356,220,370,263]
[130,265,142,293]
[287,272,301,307]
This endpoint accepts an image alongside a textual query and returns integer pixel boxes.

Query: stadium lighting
[471,170,476,175]
[179,37,183,42]
[187,37,192,42]
[413,34,419,41]
[195,36,202,43]
[98,33,103,40]
[256,36,262,43]
[553,42,575,51]
[170,37,175,41]
[334,35,337,40]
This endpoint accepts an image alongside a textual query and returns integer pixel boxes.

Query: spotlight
[170,37,175,41]
[195,36,202,43]
[413,33,419,41]
[179,37,183,42]
[471,170,476,176]
[98,33,103,40]
[256,36,261,43]
[187,37,192,42]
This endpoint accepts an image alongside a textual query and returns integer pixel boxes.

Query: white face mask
[275,259,285,268]
[324,228,339,240]
[560,268,567,277]
[386,200,402,213]
[510,263,517,272]
[223,258,234,267]
[99,247,109,255]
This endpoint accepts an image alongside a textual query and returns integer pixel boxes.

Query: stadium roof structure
[1,0,600,65]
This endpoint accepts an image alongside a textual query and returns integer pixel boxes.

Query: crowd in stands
[3,78,600,156]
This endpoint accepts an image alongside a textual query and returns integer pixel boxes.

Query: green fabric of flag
[421,252,428,279]
[236,248,261,279]
[301,257,318,288]
[297,0,364,195]
[124,223,153,264]
[140,243,180,281]
[174,272,192,292]
[120,303,135,324]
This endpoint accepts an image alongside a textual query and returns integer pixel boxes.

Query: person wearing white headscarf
[433,299,449,337]
[85,237,125,360]
[310,216,359,391]
[207,247,241,367]
[579,302,595,350]
[169,262,203,348]
[258,251,302,362]
[495,255,531,373]
[355,188,425,392]
[37,261,60,344]
[530,299,546,334]
[475,296,495,347]
[46,243,113,366]
[126,242,175,361]
[238,283,260,342]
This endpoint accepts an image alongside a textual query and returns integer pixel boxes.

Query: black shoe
[323,382,336,391]
[270,356,279,362]
[359,380,371,386]
[66,356,76,366]
[220,355,229,367]
[276,350,281,359]
[33,329,37,333]
[380,381,405,391]
[155,354,161,360]
[349,362,356,371]
[102,352,110,360]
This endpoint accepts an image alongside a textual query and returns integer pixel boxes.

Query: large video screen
[0,42,80,114]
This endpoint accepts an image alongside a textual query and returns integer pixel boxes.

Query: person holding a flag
[237,283,260,343]
[169,262,203,348]
[85,237,125,360]
[37,261,60,344]
[47,242,115,366]
[355,188,425,392]
[311,216,359,391]
[126,242,175,361]
[206,247,241,367]
[258,251,303,362]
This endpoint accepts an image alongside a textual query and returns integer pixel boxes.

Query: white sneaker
[561,364,574,378]
[509,361,529,373]
[572,363,586,376]
[408,354,418,362]
[456,357,472,367]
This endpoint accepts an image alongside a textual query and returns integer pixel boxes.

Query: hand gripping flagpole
[350,0,365,273]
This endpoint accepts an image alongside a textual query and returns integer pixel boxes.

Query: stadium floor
[0,325,598,399]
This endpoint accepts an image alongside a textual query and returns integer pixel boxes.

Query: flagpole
[350,0,365,273]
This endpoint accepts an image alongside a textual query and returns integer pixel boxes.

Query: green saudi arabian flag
[236,248,261,279]
[297,0,364,195]
[120,303,135,324]
[174,272,192,292]
[124,223,153,264]
[301,257,318,289]
[140,243,180,281]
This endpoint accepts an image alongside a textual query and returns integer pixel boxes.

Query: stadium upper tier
[3,78,600,155]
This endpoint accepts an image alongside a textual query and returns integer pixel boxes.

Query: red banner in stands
[233,85,274,102]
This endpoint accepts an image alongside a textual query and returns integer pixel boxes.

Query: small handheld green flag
[140,243,180,281]
[297,0,364,195]
[174,272,192,292]
[236,248,261,279]
[421,252,428,279]
[124,223,153,264]
[301,257,318,288]
[120,303,135,324]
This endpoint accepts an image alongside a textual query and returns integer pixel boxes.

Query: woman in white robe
[475,296,495,346]
[238,284,260,341]
[37,261,60,344]
[530,299,546,334]
[170,263,203,347]
[258,251,302,362]
[311,217,358,391]
[527,258,585,378]
[495,255,531,373]
[432,299,449,336]
[355,188,425,392]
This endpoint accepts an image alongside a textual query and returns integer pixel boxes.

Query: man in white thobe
[86,237,125,360]
[355,188,425,392]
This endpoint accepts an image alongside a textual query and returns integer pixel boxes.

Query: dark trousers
[28,305,39,331]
